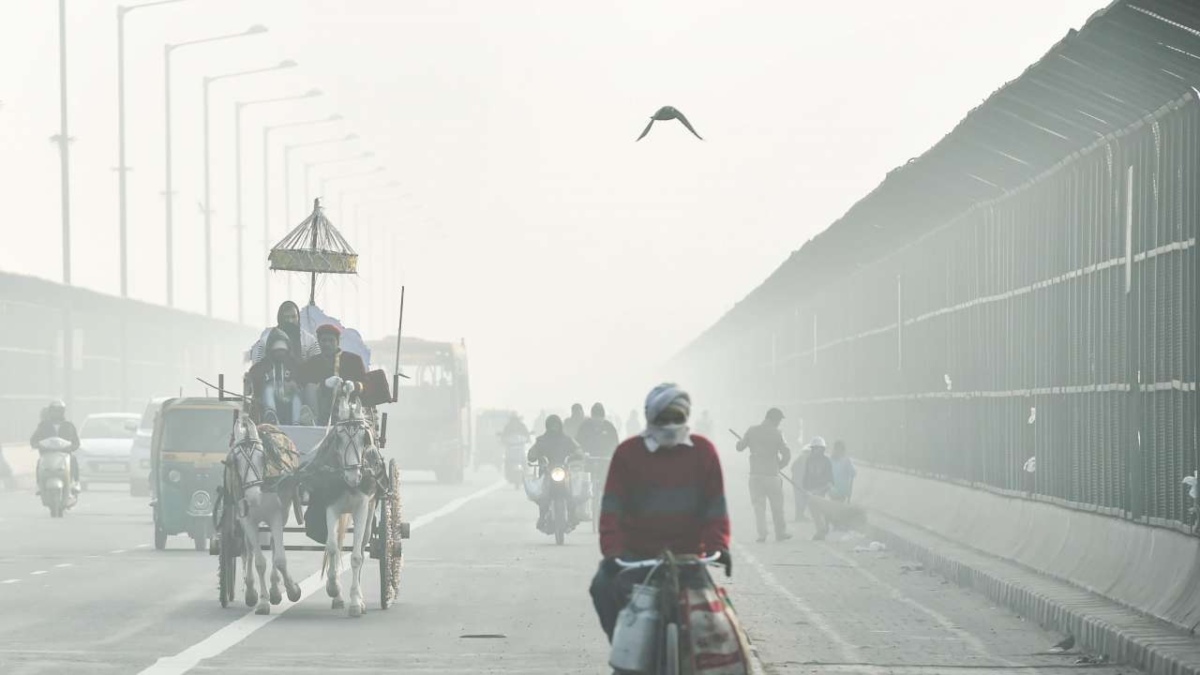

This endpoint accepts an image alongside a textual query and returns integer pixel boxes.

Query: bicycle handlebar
[614,552,722,569]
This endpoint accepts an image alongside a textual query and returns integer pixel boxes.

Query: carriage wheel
[377,459,403,609]
[217,489,239,608]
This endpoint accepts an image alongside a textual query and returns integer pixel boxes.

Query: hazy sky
[1,0,1105,413]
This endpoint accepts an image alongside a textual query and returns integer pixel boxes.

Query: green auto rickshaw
[151,397,238,550]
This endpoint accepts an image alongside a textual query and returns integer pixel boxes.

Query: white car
[77,413,140,488]
[129,397,169,497]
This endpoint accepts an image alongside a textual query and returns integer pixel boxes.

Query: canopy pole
[308,198,321,306]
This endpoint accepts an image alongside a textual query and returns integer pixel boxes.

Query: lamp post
[342,182,403,329]
[229,88,321,324]
[116,0,186,298]
[201,61,299,319]
[163,23,266,308]
[261,114,342,320]
[282,133,358,301]
[304,153,375,203]
[320,173,390,318]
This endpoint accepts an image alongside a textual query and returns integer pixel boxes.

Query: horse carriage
[209,198,409,617]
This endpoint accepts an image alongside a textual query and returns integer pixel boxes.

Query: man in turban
[299,324,369,424]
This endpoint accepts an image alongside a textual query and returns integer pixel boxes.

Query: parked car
[130,397,170,497]
[77,413,140,489]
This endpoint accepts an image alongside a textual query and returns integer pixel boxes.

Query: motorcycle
[535,459,582,545]
[37,437,77,518]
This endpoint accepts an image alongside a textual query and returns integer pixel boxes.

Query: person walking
[736,408,792,543]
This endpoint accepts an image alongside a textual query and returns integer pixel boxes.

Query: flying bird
[636,106,704,141]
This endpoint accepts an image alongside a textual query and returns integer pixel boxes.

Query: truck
[367,335,471,483]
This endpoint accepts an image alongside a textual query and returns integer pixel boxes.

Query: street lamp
[304,152,375,200]
[163,23,267,308]
[341,182,403,330]
[226,87,321,324]
[201,61,299,319]
[116,0,187,298]
[282,133,358,300]
[284,134,359,225]
[262,114,342,319]
[319,167,387,210]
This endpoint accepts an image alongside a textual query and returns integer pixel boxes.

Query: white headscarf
[642,383,692,452]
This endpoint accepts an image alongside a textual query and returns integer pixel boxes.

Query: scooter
[37,437,77,518]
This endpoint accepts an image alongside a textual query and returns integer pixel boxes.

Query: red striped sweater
[599,435,731,559]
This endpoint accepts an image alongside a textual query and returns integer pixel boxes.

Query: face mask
[647,423,689,451]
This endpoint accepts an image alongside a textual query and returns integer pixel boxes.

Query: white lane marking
[137,479,507,675]
[136,544,151,549]
[736,545,866,665]
[54,563,72,568]
[823,546,993,657]
[2,579,19,584]
[110,549,126,554]
[30,570,47,576]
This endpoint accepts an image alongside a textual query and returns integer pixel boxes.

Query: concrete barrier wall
[855,464,1200,632]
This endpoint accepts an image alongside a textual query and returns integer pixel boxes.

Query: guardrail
[670,0,1200,530]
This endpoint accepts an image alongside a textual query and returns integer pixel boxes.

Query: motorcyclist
[527,414,584,531]
[500,413,531,444]
[30,400,81,494]
[563,403,587,439]
[589,383,732,642]
[576,403,619,460]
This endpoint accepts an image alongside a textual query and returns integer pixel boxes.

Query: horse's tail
[321,514,351,576]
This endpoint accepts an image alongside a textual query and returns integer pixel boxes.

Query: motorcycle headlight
[167,469,182,483]
[550,467,566,482]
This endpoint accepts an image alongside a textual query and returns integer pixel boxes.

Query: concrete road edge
[867,513,1200,675]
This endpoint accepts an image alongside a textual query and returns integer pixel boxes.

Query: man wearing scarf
[299,324,368,423]
[250,301,320,363]
[589,383,732,642]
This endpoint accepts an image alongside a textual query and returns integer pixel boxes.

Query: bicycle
[613,552,725,675]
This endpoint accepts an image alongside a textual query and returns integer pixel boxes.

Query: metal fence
[670,0,1200,531]
[0,271,254,444]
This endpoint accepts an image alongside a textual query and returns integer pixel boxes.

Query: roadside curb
[867,513,1200,675]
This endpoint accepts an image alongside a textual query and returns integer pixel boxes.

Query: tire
[218,492,238,608]
[378,497,392,610]
[553,499,567,546]
[664,622,680,675]
[154,510,167,550]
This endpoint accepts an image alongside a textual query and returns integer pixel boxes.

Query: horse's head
[330,378,361,424]
[230,415,266,498]
[329,418,375,491]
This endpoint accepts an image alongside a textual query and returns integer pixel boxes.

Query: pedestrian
[802,437,834,540]
[829,440,856,503]
[624,409,641,438]
[790,444,811,521]
[736,408,792,543]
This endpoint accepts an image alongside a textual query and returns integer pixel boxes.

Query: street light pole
[203,62,297,321]
[163,25,266,309]
[116,0,185,299]
[57,0,71,287]
[262,114,342,320]
[282,133,357,303]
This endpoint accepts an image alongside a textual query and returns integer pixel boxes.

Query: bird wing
[635,118,655,142]
[674,111,704,140]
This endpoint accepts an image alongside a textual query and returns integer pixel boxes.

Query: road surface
[0,457,1134,674]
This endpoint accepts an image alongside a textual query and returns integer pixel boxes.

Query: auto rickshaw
[150,397,239,550]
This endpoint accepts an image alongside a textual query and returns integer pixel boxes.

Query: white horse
[228,415,305,615]
[316,380,383,617]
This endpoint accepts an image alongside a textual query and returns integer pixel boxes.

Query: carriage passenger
[299,324,369,423]
[247,329,304,425]
[248,301,321,364]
